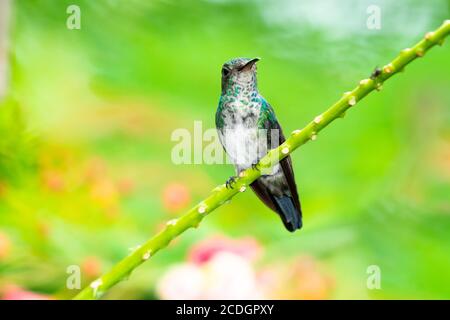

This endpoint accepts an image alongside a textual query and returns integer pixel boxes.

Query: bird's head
[221,57,260,94]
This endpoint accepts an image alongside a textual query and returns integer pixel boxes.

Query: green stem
[74,20,450,300]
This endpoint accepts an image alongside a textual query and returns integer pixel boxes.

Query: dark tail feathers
[273,196,302,232]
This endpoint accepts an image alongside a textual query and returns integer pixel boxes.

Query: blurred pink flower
[2,285,52,300]
[157,236,263,300]
[188,235,262,264]
[157,252,262,300]
[157,264,205,300]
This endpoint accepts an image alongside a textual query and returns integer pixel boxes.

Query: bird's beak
[238,57,260,72]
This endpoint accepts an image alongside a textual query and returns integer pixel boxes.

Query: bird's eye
[222,68,230,77]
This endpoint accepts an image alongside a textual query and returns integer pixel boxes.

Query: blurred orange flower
[82,256,102,278]
[41,170,65,192]
[117,178,135,196]
[37,222,50,239]
[162,182,191,212]
[0,231,11,260]
[90,179,119,208]
[262,256,334,300]
[84,157,107,183]
[0,181,6,197]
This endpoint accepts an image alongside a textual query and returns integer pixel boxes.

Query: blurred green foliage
[0,0,449,299]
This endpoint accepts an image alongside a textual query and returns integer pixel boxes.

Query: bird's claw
[251,162,260,170]
[370,66,382,80]
[225,176,237,189]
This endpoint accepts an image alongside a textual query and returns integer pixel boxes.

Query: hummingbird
[215,57,302,232]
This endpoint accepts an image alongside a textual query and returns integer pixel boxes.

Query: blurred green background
[0,0,449,299]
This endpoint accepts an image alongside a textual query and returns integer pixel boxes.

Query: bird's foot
[251,162,260,171]
[225,176,237,189]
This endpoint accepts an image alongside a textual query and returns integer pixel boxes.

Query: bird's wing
[271,120,302,214]
[215,100,228,153]
[250,100,302,215]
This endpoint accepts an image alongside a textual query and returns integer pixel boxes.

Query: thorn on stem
[128,245,141,253]
[90,279,103,289]
[198,205,207,214]
[90,279,103,298]
[425,32,434,41]
[359,79,370,86]
[167,219,178,226]
[314,115,323,124]
[383,64,394,74]
[142,251,151,261]
[348,96,356,106]
[401,48,411,54]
